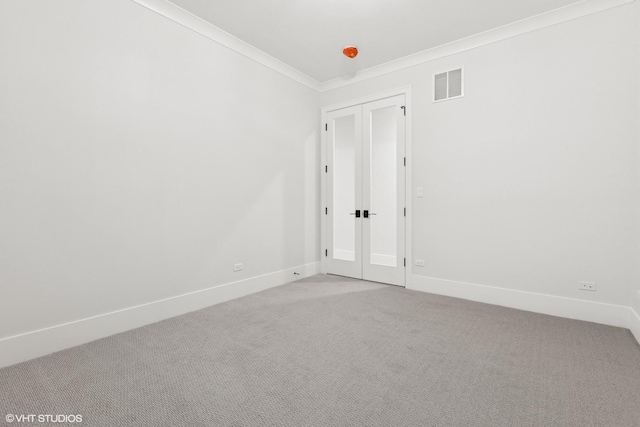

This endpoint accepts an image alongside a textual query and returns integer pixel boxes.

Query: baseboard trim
[629,308,640,345]
[409,275,630,329]
[0,262,319,369]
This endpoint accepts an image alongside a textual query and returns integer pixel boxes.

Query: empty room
[1,0,639,425]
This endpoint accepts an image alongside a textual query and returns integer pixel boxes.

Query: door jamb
[320,86,413,288]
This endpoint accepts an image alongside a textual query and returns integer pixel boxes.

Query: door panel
[327,106,362,278]
[362,95,406,286]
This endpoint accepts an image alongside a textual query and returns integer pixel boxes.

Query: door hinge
[325,249,328,257]
[325,123,328,131]
[404,258,406,267]
[404,207,406,217]
[401,106,406,116]
[325,207,328,215]
[404,157,406,166]
[325,165,328,173]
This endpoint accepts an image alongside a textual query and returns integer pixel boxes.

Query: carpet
[1,274,639,426]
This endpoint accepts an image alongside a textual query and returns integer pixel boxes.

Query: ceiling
[168,0,581,83]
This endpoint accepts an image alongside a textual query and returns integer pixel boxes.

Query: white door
[326,95,406,286]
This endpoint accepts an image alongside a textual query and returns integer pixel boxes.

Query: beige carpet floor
[1,274,639,426]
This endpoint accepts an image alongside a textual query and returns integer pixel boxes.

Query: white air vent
[434,68,463,102]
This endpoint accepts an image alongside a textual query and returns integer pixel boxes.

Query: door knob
[363,210,377,218]
[349,210,361,218]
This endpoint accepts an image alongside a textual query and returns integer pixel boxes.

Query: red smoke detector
[343,46,358,59]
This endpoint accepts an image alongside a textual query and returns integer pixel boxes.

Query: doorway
[323,94,406,286]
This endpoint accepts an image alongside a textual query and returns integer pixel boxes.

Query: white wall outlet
[579,281,596,291]
[415,259,425,267]
[233,263,243,272]
[416,187,424,198]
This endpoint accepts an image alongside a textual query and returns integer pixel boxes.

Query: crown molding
[131,0,633,94]
[319,0,634,92]
[130,0,322,91]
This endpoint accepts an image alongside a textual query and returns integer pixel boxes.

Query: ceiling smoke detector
[342,46,358,59]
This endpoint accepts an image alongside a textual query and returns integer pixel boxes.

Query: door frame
[320,86,413,287]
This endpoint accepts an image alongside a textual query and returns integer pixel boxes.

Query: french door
[326,94,406,286]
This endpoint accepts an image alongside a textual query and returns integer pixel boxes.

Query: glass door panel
[369,106,398,267]
[333,115,356,261]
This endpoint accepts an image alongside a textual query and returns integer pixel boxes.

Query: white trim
[629,308,640,345]
[322,87,413,115]
[319,0,634,92]
[0,262,319,369]
[334,249,356,262]
[370,254,397,267]
[320,120,328,274]
[433,95,464,104]
[410,275,631,329]
[129,0,321,91]
[404,88,413,289]
[321,87,412,287]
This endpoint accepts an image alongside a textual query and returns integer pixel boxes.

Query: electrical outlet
[416,187,424,198]
[579,281,596,292]
[415,259,425,267]
[233,263,243,272]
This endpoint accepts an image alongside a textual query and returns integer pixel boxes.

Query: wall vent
[434,68,463,102]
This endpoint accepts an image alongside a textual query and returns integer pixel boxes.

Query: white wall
[0,0,319,349]
[1,0,638,367]
[322,3,639,315]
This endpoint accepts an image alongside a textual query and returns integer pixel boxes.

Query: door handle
[363,210,377,218]
[349,210,361,218]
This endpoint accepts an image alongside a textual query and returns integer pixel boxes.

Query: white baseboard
[629,308,640,345]
[0,262,319,369]
[409,275,631,329]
